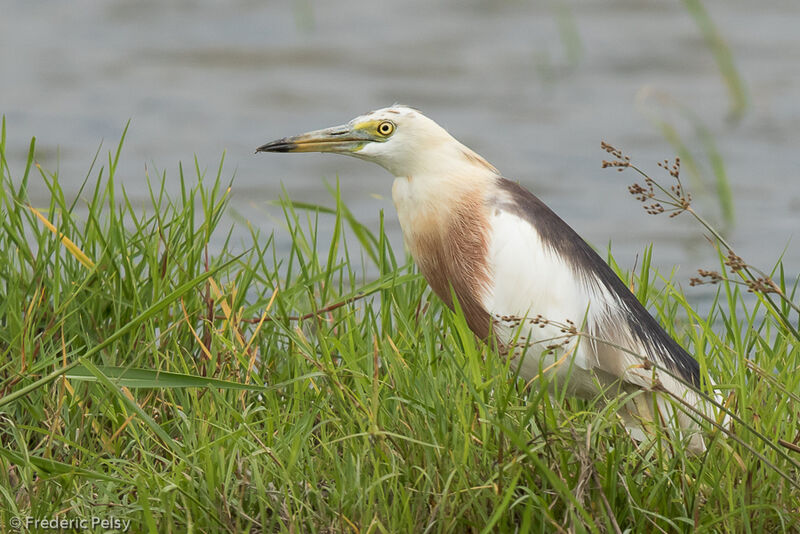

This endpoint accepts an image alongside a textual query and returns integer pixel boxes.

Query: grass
[1,121,799,533]
[682,0,749,122]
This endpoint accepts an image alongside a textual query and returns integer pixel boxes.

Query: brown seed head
[725,250,747,272]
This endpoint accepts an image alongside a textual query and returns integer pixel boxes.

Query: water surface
[2,0,798,302]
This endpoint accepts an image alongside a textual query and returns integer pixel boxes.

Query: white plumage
[483,202,707,449]
[257,104,717,453]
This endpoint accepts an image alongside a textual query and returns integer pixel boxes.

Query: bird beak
[256,124,374,154]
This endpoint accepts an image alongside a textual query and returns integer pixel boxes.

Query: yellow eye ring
[377,121,395,136]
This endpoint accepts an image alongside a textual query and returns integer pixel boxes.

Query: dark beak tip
[255,141,292,154]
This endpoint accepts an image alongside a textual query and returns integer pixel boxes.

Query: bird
[257,105,716,453]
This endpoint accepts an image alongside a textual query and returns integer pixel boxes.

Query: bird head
[257,105,497,178]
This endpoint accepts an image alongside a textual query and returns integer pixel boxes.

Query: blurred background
[2,0,798,299]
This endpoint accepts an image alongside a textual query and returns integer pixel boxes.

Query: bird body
[257,105,714,452]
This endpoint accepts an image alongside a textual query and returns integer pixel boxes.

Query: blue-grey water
[2,0,798,306]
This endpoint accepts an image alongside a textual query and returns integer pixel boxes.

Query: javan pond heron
[257,105,717,453]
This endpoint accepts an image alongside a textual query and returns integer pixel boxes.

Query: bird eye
[377,121,395,136]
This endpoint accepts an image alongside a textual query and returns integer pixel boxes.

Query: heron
[257,105,716,453]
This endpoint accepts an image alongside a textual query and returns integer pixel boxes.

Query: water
[2,0,798,303]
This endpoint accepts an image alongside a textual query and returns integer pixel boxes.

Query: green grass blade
[65,365,271,390]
